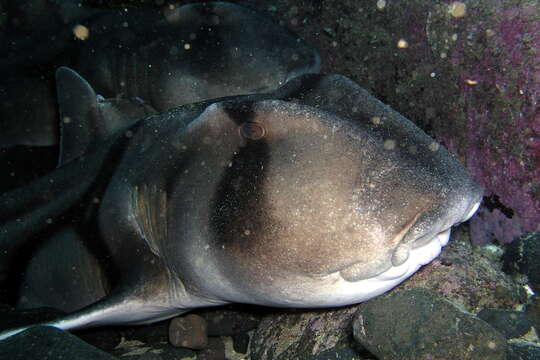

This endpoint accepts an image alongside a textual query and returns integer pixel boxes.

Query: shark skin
[0,70,482,340]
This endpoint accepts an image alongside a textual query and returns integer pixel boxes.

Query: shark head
[157,75,483,308]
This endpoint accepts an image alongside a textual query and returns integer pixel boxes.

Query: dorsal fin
[55,67,156,166]
[56,66,103,166]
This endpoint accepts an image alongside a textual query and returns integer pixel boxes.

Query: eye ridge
[239,121,266,140]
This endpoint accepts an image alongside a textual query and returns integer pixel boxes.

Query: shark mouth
[272,200,481,309]
[340,202,480,286]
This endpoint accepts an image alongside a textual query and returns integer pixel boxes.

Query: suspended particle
[397,39,408,49]
[449,2,466,18]
[371,116,382,125]
[429,142,440,152]
[383,139,396,150]
[73,24,89,40]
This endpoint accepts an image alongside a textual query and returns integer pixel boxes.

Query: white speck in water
[449,2,466,18]
[72,25,89,40]
[397,39,408,48]
[429,142,440,152]
[383,139,396,150]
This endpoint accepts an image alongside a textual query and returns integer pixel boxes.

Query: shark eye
[239,122,266,140]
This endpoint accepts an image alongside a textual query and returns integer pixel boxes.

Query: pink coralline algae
[443,3,540,244]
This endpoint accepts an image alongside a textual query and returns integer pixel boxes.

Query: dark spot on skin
[222,101,256,125]
[210,140,270,248]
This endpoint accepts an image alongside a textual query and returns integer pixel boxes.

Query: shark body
[0,69,482,340]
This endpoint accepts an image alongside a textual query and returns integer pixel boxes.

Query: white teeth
[437,229,451,246]
[463,201,481,222]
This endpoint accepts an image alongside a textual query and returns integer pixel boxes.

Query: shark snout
[391,184,483,267]
[462,200,481,223]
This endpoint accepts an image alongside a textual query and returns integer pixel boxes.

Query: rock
[525,296,540,332]
[352,288,507,360]
[232,333,250,354]
[477,309,532,339]
[502,233,540,293]
[109,332,196,359]
[250,307,358,360]
[198,337,226,360]
[248,230,526,359]
[506,341,540,360]
[303,347,364,360]
[202,307,261,336]
[82,320,169,354]
[396,229,526,312]
[168,313,208,349]
[0,326,116,360]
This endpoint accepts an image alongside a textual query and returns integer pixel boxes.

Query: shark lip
[339,227,452,283]
[462,201,481,222]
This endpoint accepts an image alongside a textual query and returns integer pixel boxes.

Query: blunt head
[161,84,482,308]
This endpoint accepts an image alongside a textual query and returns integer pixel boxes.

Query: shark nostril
[240,121,265,140]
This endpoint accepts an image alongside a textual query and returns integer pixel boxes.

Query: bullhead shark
[0,68,482,340]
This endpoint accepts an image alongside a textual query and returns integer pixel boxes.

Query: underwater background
[0,1,539,359]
